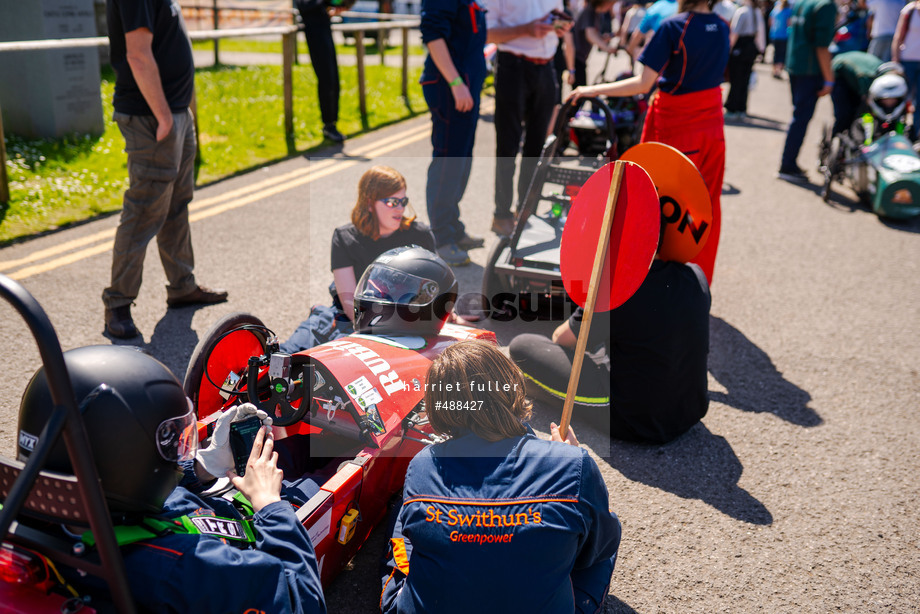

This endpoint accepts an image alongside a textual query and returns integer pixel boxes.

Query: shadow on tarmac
[723,113,786,132]
[602,422,773,525]
[526,397,773,525]
[606,594,640,613]
[143,307,203,379]
[708,316,821,428]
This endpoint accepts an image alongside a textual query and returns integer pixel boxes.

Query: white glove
[196,403,272,479]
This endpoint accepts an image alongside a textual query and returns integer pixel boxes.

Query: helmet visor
[155,400,198,463]
[356,264,440,305]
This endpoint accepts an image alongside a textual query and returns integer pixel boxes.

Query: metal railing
[0,16,420,204]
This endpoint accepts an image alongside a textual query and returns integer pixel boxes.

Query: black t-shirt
[573,6,612,63]
[107,0,195,115]
[330,221,436,281]
[572,260,710,443]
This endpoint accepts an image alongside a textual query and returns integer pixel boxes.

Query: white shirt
[867,0,907,37]
[483,0,563,59]
[899,3,920,60]
[713,0,739,24]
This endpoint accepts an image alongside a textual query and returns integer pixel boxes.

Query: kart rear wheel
[818,123,832,173]
[184,312,268,420]
[481,236,513,321]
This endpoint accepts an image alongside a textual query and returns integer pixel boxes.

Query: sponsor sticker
[345,375,373,398]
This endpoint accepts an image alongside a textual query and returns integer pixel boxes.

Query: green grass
[191,38,426,57]
[1,63,424,244]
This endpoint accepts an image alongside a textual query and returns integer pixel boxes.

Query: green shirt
[832,51,883,97]
[786,0,837,76]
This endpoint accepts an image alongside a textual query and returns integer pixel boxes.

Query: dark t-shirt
[107,0,195,115]
[573,5,612,63]
[639,12,730,94]
[330,222,436,280]
[582,260,711,443]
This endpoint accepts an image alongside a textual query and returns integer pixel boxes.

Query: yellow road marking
[4,120,439,281]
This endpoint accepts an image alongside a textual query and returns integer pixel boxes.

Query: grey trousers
[103,109,198,309]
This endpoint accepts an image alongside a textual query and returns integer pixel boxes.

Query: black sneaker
[104,304,140,339]
[167,285,229,308]
[322,124,345,143]
[777,167,809,183]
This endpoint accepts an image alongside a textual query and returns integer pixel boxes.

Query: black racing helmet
[17,345,196,516]
[354,246,458,336]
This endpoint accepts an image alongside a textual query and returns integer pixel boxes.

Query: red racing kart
[0,272,494,612]
[183,312,497,587]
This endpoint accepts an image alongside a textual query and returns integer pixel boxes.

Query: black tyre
[184,312,268,417]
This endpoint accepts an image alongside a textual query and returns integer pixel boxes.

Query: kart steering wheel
[247,355,312,427]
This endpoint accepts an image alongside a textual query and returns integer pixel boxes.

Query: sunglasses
[380,196,409,209]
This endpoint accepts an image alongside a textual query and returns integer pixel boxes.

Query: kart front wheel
[184,312,268,420]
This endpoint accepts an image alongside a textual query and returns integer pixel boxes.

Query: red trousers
[641,87,725,285]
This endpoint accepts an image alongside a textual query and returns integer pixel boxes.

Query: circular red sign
[620,142,712,263]
[560,161,660,312]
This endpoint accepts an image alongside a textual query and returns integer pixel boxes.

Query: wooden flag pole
[558,160,624,441]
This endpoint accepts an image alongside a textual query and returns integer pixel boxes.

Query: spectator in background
[770,0,793,77]
[295,0,350,143]
[419,0,488,266]
[725,0,766,119]
[553,1,579,104]
[103,0,228,340]
[866,0,904,61]
[831,0,871,54]
[713,0,739,23]
[487,2,572,238]
[829,50,883,135]
[573,0,618,87]
[569,0,730,285]
[892,0,920,139]
[618,0,649,70]
[626,0,677,59]
[777,0,837,182]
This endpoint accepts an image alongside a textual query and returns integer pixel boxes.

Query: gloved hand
[196,403,273,479]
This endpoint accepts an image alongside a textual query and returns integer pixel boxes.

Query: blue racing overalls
[84,464,326,614]
[381,431,621,613]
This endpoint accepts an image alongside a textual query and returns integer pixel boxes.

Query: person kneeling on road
[509,220,711,444]
[17,345,326,614]
[381,340,621,614]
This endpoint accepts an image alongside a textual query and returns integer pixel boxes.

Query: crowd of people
[49,0,916,611]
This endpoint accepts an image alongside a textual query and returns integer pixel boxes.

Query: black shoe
[456,233,485,250]
[104,305,140,339]
[167,285,229,308]
[322,124,345,143]
[777,167,809,183]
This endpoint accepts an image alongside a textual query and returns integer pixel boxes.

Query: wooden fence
[0,15,420,204]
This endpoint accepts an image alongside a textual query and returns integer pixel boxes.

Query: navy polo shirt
[639,11,730,95]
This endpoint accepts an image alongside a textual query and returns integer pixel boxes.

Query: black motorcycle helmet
[17,345,196,516]
[354,245,458,336]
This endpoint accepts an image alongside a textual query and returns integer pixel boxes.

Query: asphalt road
[1,54,919,613]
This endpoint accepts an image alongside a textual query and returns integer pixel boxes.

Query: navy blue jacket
[420,0,488,91]
[381,432,621,613]
[115,467,325,613]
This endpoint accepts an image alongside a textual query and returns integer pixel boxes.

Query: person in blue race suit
[16,346,325,614]
[380,340,621,613]
[419,0,488,266]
